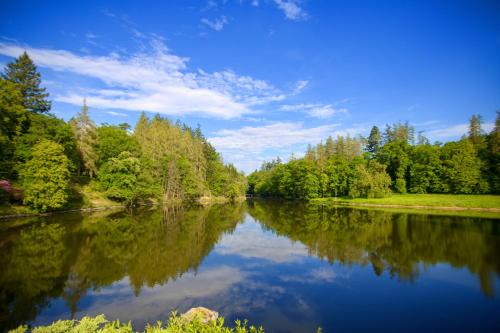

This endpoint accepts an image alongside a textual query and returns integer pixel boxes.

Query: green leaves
[2,52,51,114]
[98,151,149,205]
[20,140,71,212]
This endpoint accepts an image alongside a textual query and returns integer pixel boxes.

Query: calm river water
[1,201,499,332]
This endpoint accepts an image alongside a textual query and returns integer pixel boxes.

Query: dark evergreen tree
[468,114,485,147]
[2,52,51,113]
[366,126,382,156]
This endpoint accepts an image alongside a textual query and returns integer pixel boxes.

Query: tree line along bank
[248,114,500,200]
[0,52,247,212]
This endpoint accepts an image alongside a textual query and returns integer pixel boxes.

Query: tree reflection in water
[0,204,245,331]
[247,200,500,296]
[0,201,499,332]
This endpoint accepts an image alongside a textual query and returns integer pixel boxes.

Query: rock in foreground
[181,307,219,323]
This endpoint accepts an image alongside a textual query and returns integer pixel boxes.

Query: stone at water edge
[181,307,219,323]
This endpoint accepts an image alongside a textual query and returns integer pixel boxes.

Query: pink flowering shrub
[0,180,12,194]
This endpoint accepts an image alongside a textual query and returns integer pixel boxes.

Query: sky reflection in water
[0,202,499,333]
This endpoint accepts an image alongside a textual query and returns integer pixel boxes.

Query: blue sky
[1,0,499,172]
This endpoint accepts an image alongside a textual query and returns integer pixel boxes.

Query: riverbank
[310,194,500,212]
[0,183,245,219]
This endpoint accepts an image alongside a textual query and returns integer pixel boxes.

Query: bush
[349,161,392,198]
[98,151,156,205]
[19,139,70,212]
[9,313,265,333]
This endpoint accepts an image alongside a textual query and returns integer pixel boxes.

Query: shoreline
[0,196,246,220]
[313,200,500,213]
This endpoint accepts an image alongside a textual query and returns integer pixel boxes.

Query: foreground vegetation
[311,194,500,210]
[0,52,246,213]
[9,314,264,333]
[249,113,500,200]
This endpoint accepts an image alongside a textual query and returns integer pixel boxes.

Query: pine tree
[2,52,51,113]
[468,114,485,147]
[71,99,98,178]
[366,126,382,156]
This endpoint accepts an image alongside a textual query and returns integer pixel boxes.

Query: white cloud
[0,38,283,119]
[78,266,246,323]
[280,103,348,119]
[209,121,338,172]
[280,267,340,284]
[273,0,309,21]
[216,217,309,263]
[293,80,309,94]
[209,121,339,153]
[201,16,228,31]
[209,121,368,172]
[106,111,128,117]
[426,122,493,139]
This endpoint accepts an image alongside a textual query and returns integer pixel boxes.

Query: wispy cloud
[208,121,337,171]
[426,122,493,139]
[106,111,128,117]
[273,0,309,21]
[201,16,228,31]
[216,219,309,263]
[208,121,370,172]
[280,103,348,119]
[0,36,285,119]
[293,80,309,94]
[209,122,339,153]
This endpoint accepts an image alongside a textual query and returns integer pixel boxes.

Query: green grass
[311,194,500,210]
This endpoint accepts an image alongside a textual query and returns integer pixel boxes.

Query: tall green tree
[468,114,485,147]
[366,126,382,157]
[98,151,154,204]
[95,125,139,166]
[20,140,71,211]
[2,52,51,113]
[0,78,27,177]
[487,111,500,193]
[408,144,445,193]
[0,78,27,139]
[71,99,98,178]
[442,139,486,193]
[349,160,392,198]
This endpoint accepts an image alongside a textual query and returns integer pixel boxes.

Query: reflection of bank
[0,203,245,332]
[247,200,500,296]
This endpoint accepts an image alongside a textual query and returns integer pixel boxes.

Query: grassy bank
[0,182,123,218]
[311,194,500,211]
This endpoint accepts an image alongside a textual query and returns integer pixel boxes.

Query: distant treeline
[248,114,500,199]
[0,52,246,212]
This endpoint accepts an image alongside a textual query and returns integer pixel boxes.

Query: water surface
[1,201,499,332]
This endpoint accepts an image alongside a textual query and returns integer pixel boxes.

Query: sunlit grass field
[312,194,500,210]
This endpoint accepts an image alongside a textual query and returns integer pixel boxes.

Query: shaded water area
[1,201,500,332]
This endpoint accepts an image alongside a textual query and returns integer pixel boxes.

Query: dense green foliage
[249,115,500,199]
[0,53,246,211]
[9,313,264,333]
[98,151,153,204]
[2,52,51,114]
[134,113,246,201]
[19,140,71,212]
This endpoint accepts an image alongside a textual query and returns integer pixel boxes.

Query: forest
[248,114,500,199]
[0,52,247,212]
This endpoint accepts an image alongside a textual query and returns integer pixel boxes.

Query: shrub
[9,313,265,333]
[19,139,70,212]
